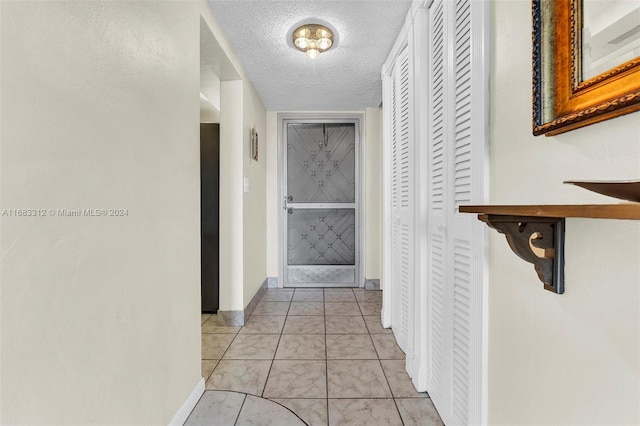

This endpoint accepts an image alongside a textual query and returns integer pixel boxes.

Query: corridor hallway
[188,288,444,425]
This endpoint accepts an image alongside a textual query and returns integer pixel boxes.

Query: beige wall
[264,111,383,285]
[199,6,267,312]
[266,111,280,278]
[489,1,640,424]
[364,108,383,280]
[0,0,268,423]
[218,80,245,311]
[0,1,202,423]
[242,83,267,305]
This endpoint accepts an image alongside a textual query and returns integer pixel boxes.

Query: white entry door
[282,120,360,287]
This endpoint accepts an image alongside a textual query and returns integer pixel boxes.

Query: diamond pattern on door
[287,209,355,265]
[287,123,355,203]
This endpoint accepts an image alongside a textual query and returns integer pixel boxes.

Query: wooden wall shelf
[459,204,640,294]
[459,204,640,220]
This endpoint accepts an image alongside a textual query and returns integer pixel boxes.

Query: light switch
[243,177,250,193]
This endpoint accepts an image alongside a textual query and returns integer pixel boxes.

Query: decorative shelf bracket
[480,215,565,294]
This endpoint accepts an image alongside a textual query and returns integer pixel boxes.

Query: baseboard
[216,310,244,326]
[267,277,279,288]
[244,278,268,322]
[217,278,269,326]
[169,377,205,425]
[364,278,380,290]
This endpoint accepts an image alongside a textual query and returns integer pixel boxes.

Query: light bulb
[296,28,311,39]
[306,48,319,59]
[316,28,330,39]
[317,37,332,50]
[294,37,309,49]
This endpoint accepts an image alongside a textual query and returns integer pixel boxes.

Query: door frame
[277,112,365,288]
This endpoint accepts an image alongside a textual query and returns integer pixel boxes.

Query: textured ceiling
[207,0,412,111]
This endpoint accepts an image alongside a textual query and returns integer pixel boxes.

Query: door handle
[283,195,294,210]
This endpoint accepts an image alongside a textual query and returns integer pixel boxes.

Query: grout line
[324,288,330,425]
[261,295,291,398]
[232,394,248,426]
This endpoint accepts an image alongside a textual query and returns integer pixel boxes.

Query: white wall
[1,1,202,423]
[489,1,640,424]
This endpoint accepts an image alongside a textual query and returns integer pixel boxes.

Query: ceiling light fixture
[292,24,334,59]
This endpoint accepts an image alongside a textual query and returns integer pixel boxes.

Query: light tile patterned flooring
[187,288,444,425]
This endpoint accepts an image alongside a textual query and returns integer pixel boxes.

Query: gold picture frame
[532,0,640,136]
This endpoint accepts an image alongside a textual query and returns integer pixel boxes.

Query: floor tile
[201,316,242,334]
[261,290,294,302]
[282,316,325,334]
[288,301,324,315]
[326,334,377,359]
[371,334,405,359]
[380,360,428,398]
[292,290,324,302]
[363,315,393,334]
[263,360,327,398]
[185,390,245,426]
[327,360,392,398]
[205,360,272,395]
[252,301,291,316]
[324,289,356,302]
[357,301,382,316]
[223,334,280,359]
[196,286,432,426]
[201,360,218,381]
[240,315,286,334]
[395,398,444,426]
[201,313,212,325]
[275,334,326,360]
[325,301,361,316]
[354,290,382,303]
[271,399,328,426]
[236,395,306,426]
[328,398,402,425]
[325,315,368,334]
[201,334,236,360]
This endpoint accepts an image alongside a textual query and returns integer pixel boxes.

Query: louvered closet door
[390,46,413,353]
[426,0,450,411]
[426,0,487,424]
